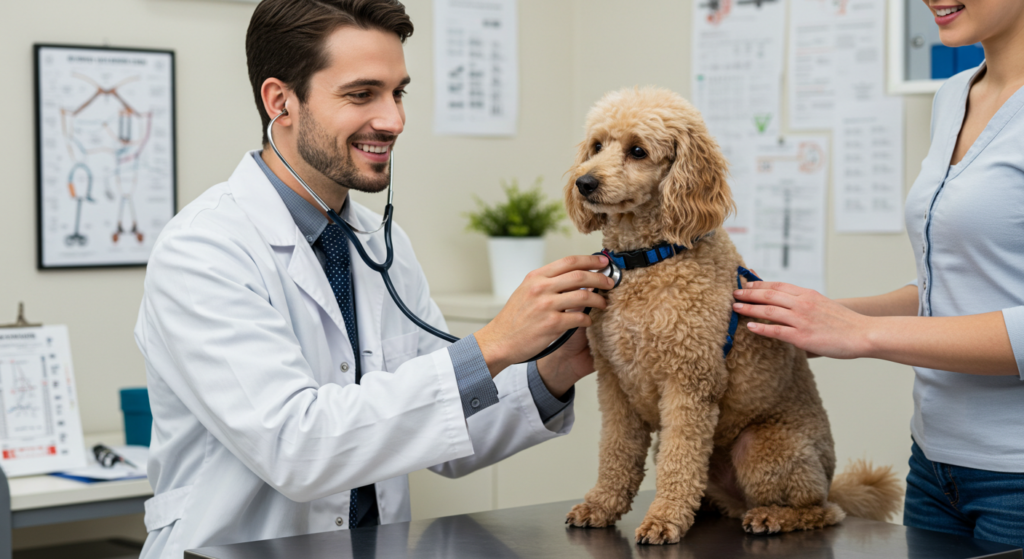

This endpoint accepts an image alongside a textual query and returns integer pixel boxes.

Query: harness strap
[723,266,762,358]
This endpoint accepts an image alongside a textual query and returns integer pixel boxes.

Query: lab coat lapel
[341,201,386,373]
[228,152,350,348]
[286,230,349,339]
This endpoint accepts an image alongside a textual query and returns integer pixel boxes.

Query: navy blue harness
[598,241,762,359]
[724,266,763,358]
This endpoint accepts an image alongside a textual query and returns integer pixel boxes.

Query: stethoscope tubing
[266,108,585,363]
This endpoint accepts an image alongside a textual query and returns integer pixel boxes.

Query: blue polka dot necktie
[316,222,379,529]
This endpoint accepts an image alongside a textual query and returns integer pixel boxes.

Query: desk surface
[185,491,1024,559]
[7,431,152,511]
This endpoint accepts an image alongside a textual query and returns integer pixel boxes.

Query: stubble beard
[296,104,391,195]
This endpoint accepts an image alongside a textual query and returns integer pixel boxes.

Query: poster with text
[433,0,518,136]
[691,0,786,259]
[746,136,830,294]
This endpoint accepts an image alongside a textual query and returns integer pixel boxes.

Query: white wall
[1,0,932,548]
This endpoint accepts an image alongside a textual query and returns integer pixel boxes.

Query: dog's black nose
[576,174,599,196]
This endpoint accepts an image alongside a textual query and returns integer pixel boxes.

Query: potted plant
[465,178,567,299]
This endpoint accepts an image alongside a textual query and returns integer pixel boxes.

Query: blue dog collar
[600,242,688,271]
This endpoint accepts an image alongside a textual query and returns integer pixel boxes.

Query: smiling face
[923,0,1024,47]
[295,25,409,193]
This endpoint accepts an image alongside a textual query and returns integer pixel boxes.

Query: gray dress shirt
[252,151,572,421]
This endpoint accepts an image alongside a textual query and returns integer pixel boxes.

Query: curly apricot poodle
[563,87,901,545]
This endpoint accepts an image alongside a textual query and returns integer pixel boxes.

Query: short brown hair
[246,0,414,144]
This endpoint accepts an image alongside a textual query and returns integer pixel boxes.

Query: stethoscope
[267,107,613,363]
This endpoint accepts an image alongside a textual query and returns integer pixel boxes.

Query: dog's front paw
[635,515,685,545]
[566,501,620,528]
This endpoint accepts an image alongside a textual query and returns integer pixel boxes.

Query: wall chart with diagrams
[36,45,175,268]
[0,326,86,477]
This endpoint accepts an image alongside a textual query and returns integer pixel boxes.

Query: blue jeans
[904,439,1024,548]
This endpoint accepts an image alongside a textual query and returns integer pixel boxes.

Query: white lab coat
[134,153,574,559]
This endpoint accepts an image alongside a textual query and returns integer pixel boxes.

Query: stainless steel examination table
[184,490,1024,558]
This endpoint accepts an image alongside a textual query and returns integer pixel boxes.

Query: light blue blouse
[905,62,1024,472]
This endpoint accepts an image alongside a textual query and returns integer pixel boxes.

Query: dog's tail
[828,460,903,522]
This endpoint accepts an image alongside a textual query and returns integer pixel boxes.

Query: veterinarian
[133,1,613,557]
[732,0,1024,547]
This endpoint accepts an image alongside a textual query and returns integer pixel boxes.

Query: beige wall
[1,0,932,546]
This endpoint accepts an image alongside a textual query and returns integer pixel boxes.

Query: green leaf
[464,177,568,237]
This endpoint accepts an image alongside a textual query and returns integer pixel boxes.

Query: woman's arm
[732,282,1019,377]
[836,284,919,317]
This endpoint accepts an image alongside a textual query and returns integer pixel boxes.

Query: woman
[732,0,1024,547]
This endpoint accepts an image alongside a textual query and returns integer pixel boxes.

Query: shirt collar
[252,150,330,245]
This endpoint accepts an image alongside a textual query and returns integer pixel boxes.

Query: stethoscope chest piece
[599,261,622,289]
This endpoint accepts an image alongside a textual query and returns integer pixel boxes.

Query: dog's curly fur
[563,87,902,545]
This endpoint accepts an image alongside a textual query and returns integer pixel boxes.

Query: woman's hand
[731,281,873,359]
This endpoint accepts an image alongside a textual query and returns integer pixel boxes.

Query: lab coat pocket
[143,485,192,532]
[382,332,419,372]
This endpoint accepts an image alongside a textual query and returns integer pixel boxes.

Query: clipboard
[0,303,87,476]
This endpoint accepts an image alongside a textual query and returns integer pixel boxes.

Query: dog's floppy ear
[659,122,734,248]
[564,141,607,234]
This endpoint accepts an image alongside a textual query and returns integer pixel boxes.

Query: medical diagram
[60,73,153,246]
[36,46,175,268]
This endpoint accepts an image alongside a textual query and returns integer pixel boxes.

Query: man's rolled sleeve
[446,335,500,418]
[1002,306,1024,380]
[527,361,574,423]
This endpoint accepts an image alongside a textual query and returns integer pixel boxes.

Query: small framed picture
[35,44,176,269]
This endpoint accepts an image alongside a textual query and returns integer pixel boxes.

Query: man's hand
[475,254,613,375]
[536,327,594,398]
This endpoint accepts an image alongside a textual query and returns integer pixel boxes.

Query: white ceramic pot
[487,237,546,300]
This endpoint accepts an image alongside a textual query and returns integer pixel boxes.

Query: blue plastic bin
[120,387,152,447]
[931,44,956,79]
[955,44,985,74]
[931,43,985,79]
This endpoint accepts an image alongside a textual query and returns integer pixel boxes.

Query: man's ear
[658,122,734,247]
[563,140,607,234]
[261,77,291,124]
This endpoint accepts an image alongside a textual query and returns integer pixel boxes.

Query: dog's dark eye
[594,142,602,153]
[630,146,647,159]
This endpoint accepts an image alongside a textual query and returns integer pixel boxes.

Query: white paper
[744,137,829,294]
[54,445,148,481]
[0,326,87,477]
[691,0,786,260]
[834,97,905,232]
[37,46,176,267]
[433,0,518,136]
[789,0,888,130]
[788,0,904,232]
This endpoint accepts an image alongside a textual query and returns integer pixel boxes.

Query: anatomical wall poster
[36,44,176,269]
